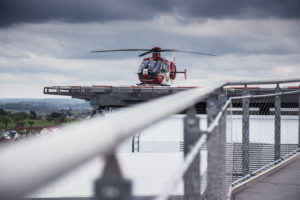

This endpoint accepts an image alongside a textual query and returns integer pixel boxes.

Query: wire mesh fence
[228,89,300,183]
[154,85,300,200]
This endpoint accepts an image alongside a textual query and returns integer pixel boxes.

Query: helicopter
[91,47,215,86]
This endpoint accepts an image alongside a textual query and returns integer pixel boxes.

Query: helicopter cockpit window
[148,61,156,71]
[155,62,162,73]
[138,61,148,73]
[160,63,167,73]
[139,61,161,73]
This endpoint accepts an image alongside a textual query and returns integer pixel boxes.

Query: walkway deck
[233,153,300,200]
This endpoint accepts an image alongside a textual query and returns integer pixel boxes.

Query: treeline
[0,102,66,113]
[0,100,91,113]
[0,108,68,130]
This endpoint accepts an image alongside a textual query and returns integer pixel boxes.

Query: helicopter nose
[155,75,164,83]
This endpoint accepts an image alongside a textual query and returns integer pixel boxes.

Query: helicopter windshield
[138,61,161,73]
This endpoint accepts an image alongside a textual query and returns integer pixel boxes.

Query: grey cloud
[0,0,175,27]
[1,18,300,62]
[1,0,300,27]
[178,0,300,19]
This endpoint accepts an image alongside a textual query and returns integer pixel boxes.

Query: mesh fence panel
[154,87,300,200]
[228,90,300,182]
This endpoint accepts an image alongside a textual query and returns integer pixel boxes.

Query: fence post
[207,89,227,200]
[95,153,131,200]
[298,84,300,149]
[218,89,227,197]
[274,84,281,161]
[242,85,250,176]
[184,107,201,200]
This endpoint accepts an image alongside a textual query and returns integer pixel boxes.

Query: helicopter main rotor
[91,47,216,57]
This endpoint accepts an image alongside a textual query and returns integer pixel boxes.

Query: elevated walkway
[232,152,300,200]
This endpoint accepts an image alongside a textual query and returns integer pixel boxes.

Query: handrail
[0,78,299,199]
[0,81,226,199]
[226,78,300,85]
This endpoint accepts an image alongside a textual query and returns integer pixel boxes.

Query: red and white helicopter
[91,47,215,86]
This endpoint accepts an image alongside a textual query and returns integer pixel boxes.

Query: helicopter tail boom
[176,69,187,80]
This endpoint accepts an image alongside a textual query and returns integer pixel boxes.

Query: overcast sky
[0,0,299,98]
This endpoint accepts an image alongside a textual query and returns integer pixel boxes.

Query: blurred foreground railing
[0,79,300,200]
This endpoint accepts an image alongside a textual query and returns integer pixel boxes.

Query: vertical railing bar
[298,84,300,149]
[207,89,227,200]
[242,85,250,176]
[207,94,219,200]
[184,107,201,200]
[274,83,281,161]
[218,88,227,199]
[95,153,132,200]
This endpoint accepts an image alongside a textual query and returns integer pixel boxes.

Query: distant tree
[13,112,29,121]
[45,114,52,121]
[51,112,62,119]
[46,112,67,122]
[54,115,66,124]
[30,110,37,120]
[0,108,7,115]
[27,120,34,131]
[0,115,11,129]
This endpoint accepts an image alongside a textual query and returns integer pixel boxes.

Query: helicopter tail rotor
[177,69,187,80]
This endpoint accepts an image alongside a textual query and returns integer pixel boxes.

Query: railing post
[95,153,131,200]
[207,89,227,200]
[184,107,201,200]
[274,84,281,161]
[131,133,140,153]
[242,85,250,176]
[298,84,300,149]
[218,89,227,197]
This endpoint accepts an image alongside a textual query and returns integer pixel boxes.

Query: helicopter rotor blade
[91,48,216,57]
[160,49,216,56]
[138,51,153,57]
[91,49,151,53]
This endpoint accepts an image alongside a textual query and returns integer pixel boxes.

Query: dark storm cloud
[178,0,300,19]
[1,0,300,27]
[0,0,175,27]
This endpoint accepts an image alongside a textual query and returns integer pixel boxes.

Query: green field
[0,120,56,130]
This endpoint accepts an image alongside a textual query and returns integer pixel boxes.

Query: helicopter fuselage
[137,52,175,85]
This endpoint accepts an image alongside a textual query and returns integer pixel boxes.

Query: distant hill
[0,98,92,113]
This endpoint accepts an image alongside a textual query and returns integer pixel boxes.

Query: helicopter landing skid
[136,83,170,87]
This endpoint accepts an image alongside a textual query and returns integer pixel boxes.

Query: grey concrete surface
[234,156,300,200]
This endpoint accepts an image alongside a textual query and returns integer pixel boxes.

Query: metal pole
[207,91,226,200]
[299,84,300,149]
[95,153,131,200]
[218,89,227,198]
[242,85,250,176]
[184,107,201,200]
[274,84,281,161]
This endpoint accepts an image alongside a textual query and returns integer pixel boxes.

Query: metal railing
[0,78,300,200]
